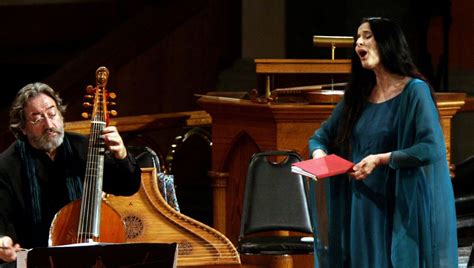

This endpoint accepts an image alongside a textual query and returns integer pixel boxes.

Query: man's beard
[30,126,65,152]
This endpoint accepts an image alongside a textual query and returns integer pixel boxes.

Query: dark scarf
[16,134,83,224]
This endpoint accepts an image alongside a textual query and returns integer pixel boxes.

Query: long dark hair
[336,17,434,153]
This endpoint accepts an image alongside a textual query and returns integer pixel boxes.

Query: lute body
[49,200,125,245]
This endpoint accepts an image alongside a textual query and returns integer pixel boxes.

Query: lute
[49,66,125,245]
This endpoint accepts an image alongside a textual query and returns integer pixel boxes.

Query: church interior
[0,0,473,267]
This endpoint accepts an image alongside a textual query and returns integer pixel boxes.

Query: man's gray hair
[9,82,66,138]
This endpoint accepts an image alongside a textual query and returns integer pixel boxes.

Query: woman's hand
[102,126,127,160]
[349,153,391,180]
[0,236,21,263]
[312,149,327,159]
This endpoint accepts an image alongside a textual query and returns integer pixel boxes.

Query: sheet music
[16,249,30,268]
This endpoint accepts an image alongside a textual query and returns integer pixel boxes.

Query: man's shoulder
[63,132,90,158]
[0,142,21,169]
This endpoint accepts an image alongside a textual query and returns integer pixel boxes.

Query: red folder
[291,154,354,180]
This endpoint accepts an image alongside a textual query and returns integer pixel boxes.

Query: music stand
[468,243,474,267]
[17,242,177,268]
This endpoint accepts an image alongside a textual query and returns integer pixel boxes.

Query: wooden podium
[198,59,466,267]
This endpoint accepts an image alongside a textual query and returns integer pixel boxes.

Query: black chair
[452,155,474,247]
[451,155,474,266]
[127,146,163,173]
[237,151,314,267]
[127,146,180,211]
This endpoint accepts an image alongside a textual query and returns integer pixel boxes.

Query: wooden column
[436,93,467,165]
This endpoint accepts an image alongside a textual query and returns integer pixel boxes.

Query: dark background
[0,0,470,122]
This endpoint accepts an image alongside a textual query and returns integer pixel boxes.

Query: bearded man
[0,82,141,264]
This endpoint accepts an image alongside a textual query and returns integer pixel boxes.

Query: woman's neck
[370,69,409,103]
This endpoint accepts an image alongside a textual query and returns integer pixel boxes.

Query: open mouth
[358,49,368,58]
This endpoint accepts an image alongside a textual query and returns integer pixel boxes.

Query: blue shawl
[309,79,458,267]
[389,79,458,267]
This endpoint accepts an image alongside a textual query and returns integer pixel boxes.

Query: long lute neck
[77,86,107,243]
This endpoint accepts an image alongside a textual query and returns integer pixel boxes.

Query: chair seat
[238,236,314,255]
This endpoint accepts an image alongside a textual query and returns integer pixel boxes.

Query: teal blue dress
[308,79,458,267]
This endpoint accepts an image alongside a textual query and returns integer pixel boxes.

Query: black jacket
[0,132,141,249]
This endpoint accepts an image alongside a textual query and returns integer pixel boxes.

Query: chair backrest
[166,127,213,225]
[127,145,162,172]
[239,150,313,239]
[126,146,180,211]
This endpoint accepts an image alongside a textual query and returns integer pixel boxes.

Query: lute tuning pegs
[86,85,94,94]
[81,112,90,119]
[108,92,117,99]
[82,66,119,121]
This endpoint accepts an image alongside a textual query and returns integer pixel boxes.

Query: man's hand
[102,126,127,160]
[0,236,21,263]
